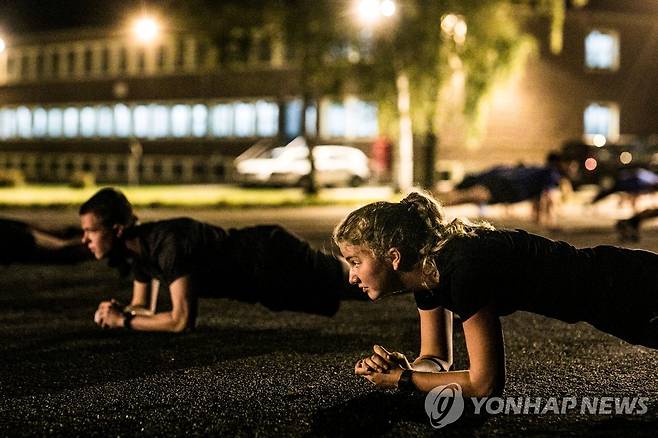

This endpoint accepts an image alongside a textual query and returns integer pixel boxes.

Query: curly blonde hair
[333,192,493,283]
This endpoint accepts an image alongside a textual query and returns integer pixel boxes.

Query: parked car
[234,137,370,188]
[560,136,658,188]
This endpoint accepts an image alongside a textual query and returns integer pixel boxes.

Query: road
[0,203,657,436]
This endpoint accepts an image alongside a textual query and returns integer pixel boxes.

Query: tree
[346,1,531,190]
[347,0,588,190]
[162,0,586,192]
[268,0,356,194]
[163,0,352,194]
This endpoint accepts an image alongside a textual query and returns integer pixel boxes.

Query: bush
[0,169,26,187]
[69,171,96,188]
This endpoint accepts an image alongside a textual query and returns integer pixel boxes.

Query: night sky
[0,0,162,34]
[1,0,657,36]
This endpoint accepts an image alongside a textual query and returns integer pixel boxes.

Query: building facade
[0,1,656,184]
[440,0,658,171]
[0,26,378,183]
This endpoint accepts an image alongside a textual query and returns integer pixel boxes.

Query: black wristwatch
[397,369,415,392]
[123,312,135,330]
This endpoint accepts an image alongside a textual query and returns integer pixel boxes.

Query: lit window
[585,30,619,71]
[133,105,150,138]
[151,105,169,138]
[324,102,346,138]
[80,107,97,137]
[256,101,278,136]
[352,100,378,138]
[210,104,233,137]
[192,104,208,137]
[234,103,256,137]
[0,109,17,139]
[16,106,32,138]
[63,107,79,137]
[305,104,317,137]
[171,104,191,137]
[344,100,359,138]
[97,106,113,137]
[32,107,48,137]
[584,102,619,141]
[285,99,302,138]
[47,108,63,137]
[114,104,131,137]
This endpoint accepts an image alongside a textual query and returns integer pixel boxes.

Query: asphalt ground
[1,203,657,436]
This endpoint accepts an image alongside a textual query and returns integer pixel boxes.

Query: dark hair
[79,187,137,228]
[546,151,562,165]
[333,192,493,282]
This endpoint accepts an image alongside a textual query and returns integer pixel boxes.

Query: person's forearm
[130,290,149,308]
[127,311,188,333]
[409,369,499,398]
[418,308,453,368]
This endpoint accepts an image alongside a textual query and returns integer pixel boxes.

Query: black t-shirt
[457,166,561,204]
[127,219,345,310]
[130,218,229,289]
[414,229,658,344]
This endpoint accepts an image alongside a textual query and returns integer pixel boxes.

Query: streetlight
[354,0,418,192]
[132,16,160,44]
[356,0,396,25]
[381,0,396,17]
[441,14,467,46]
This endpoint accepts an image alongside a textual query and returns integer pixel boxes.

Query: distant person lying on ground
[81,187,362,333]
[435,153,570,228]
[335,192,657,397]
[616,207,658,242]
[592,168,658,212]
[0,218,91,265]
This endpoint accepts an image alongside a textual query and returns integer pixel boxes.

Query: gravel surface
[0,206,657,436]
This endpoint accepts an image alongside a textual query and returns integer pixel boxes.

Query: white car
[234,137,370,188]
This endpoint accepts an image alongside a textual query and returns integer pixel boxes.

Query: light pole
[125,14,161,185]
[355,0,415,192]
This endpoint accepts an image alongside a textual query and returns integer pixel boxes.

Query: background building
[0,0,655,184]
[0,24,378,184]
[441,0,658,170]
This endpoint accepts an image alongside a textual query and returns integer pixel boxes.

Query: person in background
[0,218,90,266]
[616,207,658,242]
[435,152,570,228]
[592,168,658,212]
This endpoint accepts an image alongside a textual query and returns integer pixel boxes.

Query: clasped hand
[354,345,407,389]
[355,345,448,389]
[94,299,124,329]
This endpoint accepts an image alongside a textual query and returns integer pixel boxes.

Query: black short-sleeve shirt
[130,218,228,287]
[414,229,658,345]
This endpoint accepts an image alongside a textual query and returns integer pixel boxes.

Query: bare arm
[409,304,505,396]
[128,280,149,309]
[96,276,197,333]
[415,307,453,370]
[358,304,505,398]
[128,276,194,333]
